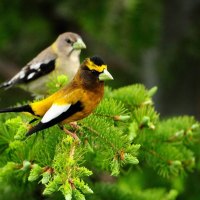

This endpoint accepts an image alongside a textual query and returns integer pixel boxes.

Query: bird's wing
[26,89,84,136]
[1,47,57,88]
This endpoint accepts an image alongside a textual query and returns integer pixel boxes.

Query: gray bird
[0,32,86,96]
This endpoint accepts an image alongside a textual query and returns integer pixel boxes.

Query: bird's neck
[74,70,104,92]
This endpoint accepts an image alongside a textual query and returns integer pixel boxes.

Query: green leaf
[111,159,120,176]
[28,164,42,181]
[43,176,62,196]
[46,74,69,94]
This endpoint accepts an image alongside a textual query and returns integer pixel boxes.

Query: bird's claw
[63,126,80,142]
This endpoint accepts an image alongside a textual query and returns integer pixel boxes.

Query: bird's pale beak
[99,69,114,81]
[73,38,86,49]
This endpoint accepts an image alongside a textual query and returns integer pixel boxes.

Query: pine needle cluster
[0,75,200,200]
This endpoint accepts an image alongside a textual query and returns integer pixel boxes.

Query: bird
[0,56,113,136]
[0,32,86,96]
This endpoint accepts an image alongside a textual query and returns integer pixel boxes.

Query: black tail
[0,81,11,89]
[0,105,34,115]
[26,122,46,136]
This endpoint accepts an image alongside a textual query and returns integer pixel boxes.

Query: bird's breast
[56,55,80,81]
[62,85,104,124]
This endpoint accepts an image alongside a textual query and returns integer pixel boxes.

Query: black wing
[20,60,56,83]
[0,59,56,89]
[26,101,84,136]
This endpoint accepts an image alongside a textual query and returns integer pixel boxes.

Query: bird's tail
[0,81,12,89]
[0,105,34,115]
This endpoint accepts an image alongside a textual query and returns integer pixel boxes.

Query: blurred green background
[0,0,200,118]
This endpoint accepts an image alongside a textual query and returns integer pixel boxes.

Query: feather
[0,105,34,114]
[41,104,71,123]
[26,101,83,136]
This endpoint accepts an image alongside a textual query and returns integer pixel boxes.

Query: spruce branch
[1,79,200,199]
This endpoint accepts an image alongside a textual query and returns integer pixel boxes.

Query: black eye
[65,39,72,44]
[91,70,100,76]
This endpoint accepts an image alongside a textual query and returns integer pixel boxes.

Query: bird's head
[53,32,86,56]
[79,56,113,86]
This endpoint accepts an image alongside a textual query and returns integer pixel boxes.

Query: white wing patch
[30,60,50,70]
[30,63,42,70]
[27,72,36,80]
[19,71,26,79]
[8,70,25,84]
[41,104,71,123]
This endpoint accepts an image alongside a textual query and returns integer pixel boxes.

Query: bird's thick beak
[99,69,114,81]
[73,38,86,49]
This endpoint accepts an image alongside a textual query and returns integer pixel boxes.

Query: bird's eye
[91,70,99,76]
[65,39,72,44]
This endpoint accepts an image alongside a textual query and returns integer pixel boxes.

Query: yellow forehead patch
[85,58,107,73]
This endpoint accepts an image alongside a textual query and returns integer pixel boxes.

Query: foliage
[0,75,200,200]
[0,0,200,199]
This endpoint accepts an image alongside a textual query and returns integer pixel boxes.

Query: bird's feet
[62,126,80,141]
[59,122,81,142]
[69,121,80,130]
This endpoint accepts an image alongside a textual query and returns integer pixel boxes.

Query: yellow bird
[0,56,113,136]
[0,32,86,96]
